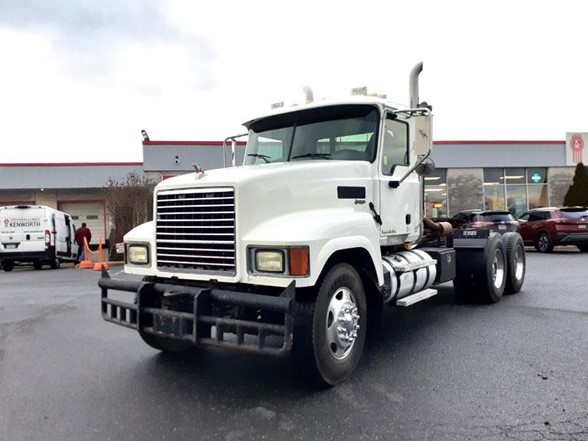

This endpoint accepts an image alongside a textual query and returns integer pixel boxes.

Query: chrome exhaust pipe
[409,62,423,108]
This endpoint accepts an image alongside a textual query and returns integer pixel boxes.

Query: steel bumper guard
[98,268,295,356]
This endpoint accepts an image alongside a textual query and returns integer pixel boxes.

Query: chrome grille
[156,187,236,275]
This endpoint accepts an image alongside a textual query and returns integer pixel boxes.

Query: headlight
[127,244,149,265]
[255,250,285,273]
[249,246,309,277]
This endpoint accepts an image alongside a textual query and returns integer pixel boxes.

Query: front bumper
[98,269,295,356]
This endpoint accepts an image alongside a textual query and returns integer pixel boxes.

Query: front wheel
[293,263,367,386]
[50,258,60,269]
[535,232,553,253]
[2,260,14,272]
[577,245,588,253]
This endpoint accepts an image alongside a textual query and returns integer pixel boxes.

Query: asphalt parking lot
[1,250,587,441]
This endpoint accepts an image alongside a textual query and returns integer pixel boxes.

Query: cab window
[381,116,409,175]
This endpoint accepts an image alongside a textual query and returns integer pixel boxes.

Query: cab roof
[242,96,408,130]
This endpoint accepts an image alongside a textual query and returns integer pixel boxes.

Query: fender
[242,208,382,288]
[123,221,155,277]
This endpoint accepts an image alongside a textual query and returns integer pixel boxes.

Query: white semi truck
[99,63,526,386]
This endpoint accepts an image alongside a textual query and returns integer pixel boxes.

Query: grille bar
[156,187,236,274]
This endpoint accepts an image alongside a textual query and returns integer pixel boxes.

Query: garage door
[58,201,106,245]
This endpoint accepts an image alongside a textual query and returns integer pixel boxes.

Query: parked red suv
[518,207,588,252]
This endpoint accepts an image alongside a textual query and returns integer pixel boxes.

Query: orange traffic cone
[93,236,109,271]
[79,237,93,269]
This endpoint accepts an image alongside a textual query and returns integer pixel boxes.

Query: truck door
[377,114,422,246]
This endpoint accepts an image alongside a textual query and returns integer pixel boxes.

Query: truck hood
[156,161,374,208]
[155,161,376,236]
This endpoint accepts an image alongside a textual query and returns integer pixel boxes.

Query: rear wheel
[139,332,193,353]
[577,245,588,253]
[535,232,553,253]
[454,234,506,304]
[50,258,60,269]
[293,263,367,386]
[502,232,526,294]
[33,261,43,270]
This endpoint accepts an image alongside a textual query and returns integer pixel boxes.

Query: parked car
[451,210,520,233]
[517,207,588,252]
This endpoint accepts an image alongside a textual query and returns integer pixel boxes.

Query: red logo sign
[570,134,584,164]
[3,219,8,228]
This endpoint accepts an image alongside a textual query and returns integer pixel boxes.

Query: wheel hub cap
[326,287,360,360]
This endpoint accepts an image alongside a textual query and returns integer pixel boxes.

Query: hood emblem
[192,163,205,180]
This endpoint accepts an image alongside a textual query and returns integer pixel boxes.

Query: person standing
[75,222,92,264]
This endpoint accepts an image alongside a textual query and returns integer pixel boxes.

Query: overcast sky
[1,0,586,163]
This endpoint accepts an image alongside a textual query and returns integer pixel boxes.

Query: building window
[484,168,505,211]
[483,168,548,217]
[424,169,448,218]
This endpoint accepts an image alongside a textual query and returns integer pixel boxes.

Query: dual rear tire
[454,232,525,303]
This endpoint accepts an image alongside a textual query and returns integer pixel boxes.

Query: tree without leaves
[104,171,155,258]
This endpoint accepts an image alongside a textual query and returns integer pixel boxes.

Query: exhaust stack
[409,62,423,108]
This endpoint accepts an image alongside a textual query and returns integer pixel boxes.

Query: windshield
[243,105,379,165]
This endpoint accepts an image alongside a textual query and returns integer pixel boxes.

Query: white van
[0,205,78,272]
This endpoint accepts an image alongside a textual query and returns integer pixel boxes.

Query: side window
[529,213,544,222]
[381,116,409,175]
[518,213,529,223]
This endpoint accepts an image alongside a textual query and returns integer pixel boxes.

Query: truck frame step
[395,288,438,307]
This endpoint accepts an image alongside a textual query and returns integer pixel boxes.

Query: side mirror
[415,158,435,176]
[413,115,432,157]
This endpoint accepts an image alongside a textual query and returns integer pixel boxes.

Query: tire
[139,332,193,354]
[453,234,506,304]
[535,231,554,253]
[33,261,43,270]
[50,258,60,269]
[502,232,526,294]
[3,260,14,272]
[293,263,367,386]
[577,245,588,253]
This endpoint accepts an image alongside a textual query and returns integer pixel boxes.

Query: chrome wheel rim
[492,249,506,289]
[325,286,360,360]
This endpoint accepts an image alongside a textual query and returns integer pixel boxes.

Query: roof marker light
[303,86,314,104]
[351,86,367,96]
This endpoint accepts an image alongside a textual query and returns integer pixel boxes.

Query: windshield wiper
[247,153,271,163]
[291,153,331,160]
